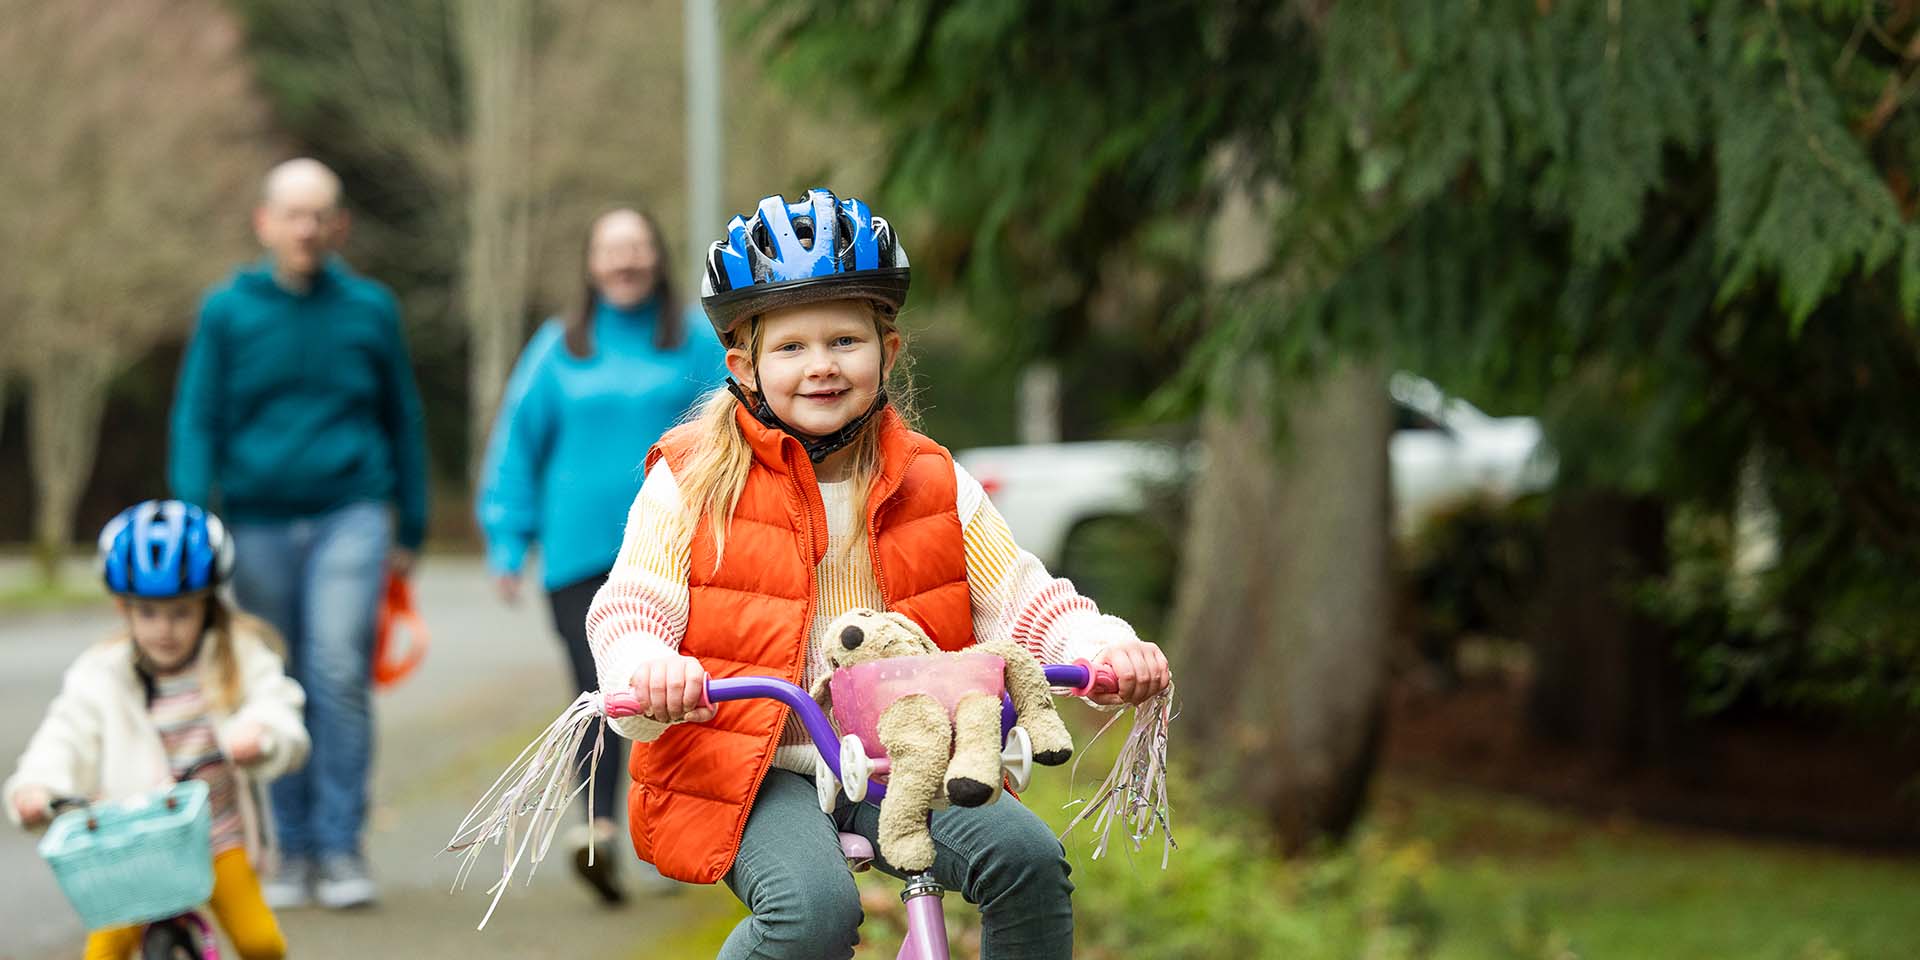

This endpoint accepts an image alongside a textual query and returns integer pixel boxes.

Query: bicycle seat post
[901,872,942,901]
[899,872,950,960]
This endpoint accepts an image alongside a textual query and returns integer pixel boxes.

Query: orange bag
[373,572,429,689]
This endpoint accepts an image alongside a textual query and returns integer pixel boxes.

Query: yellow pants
[83,848,286,960]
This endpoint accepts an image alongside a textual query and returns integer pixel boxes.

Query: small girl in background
[585,189,1171,960]
[5,500,310,960]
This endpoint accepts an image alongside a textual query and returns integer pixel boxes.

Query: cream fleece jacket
[4,624,309,866]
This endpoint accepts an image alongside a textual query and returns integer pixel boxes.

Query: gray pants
[719,770,1074,959]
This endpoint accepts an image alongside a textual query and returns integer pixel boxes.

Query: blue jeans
[230,501,391,858]
[719,770,1074,959]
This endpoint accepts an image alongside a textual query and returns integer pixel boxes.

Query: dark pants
[548,569,625,825]
[720,770,1075,959]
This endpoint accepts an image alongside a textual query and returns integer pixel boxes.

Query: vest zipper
[733,440,828,856]
[791,443,830,569]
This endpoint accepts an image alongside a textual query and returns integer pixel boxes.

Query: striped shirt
[586,461,1136,772]
[150,671,244,854]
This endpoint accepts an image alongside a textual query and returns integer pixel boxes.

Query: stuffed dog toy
[811,608,1075,871]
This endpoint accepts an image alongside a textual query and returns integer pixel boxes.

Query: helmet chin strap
[727,378,888,464]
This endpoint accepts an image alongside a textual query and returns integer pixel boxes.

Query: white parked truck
[955,373,1553,572]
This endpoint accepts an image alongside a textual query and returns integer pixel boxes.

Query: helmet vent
[750,220,777,260]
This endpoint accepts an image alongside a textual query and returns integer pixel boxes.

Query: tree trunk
[1170,360,1393,851]
[457,0,534,481]
[1526,490,1689,771]
[24,357,113,585]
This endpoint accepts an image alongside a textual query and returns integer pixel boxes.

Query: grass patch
[0,580,100,613]
[1049,721,1920,960]
[1388,784,1920,960]
[645,889,749,960]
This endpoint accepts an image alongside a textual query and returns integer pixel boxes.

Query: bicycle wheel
[140,918,200,960]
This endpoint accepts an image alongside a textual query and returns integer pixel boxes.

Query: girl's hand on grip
[1090,641,1172,706]
[629,655,716,725]
[225,722,267,765]
[12,785,53,828]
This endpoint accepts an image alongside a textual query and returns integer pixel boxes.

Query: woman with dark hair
[476,207,724,902]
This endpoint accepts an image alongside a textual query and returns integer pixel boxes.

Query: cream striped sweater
[150,672,246,854]
[585,461,1135,773]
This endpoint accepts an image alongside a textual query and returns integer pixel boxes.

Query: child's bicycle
[39,759,226,960]
[453,659,1174,956]
[619,663,1114,958]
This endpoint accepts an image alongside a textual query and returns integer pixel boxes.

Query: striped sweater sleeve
[584,462,692,740]
[955,462,1138,665]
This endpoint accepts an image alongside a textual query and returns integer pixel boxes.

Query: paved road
[0,558,732,960]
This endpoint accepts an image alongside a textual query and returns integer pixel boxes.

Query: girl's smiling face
[121,595,208,673]
[728,300,899,439]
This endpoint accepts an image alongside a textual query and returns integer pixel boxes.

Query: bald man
[170,157,428,911]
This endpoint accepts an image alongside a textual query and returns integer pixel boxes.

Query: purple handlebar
[678,664,1097,803]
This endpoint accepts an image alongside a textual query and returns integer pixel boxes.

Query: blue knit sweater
[477,299,725,589]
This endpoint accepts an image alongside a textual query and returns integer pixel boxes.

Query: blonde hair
[675,301,919,567]
[117,593,285,712]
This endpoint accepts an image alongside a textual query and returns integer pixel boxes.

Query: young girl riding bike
[583,189,1173,959]
[5,500,311,960]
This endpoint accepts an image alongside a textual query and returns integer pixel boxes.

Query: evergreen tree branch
[1875,1,1918,45]
[1833,7,1869,78]
[1765,0,1905,225]
[1856,27,1920,140]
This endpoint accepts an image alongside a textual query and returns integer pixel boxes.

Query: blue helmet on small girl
[96,500,235,599]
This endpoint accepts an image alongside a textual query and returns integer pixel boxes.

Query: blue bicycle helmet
[97,500,234,598]
[699,188,910,341]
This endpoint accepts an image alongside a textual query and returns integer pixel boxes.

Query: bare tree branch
[0,0,276,580]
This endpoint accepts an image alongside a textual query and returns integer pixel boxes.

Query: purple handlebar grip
[1043,662,1093,689]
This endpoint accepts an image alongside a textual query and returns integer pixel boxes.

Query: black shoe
[573,839,626,905]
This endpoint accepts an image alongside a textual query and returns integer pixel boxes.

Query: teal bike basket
[38,779,214,931]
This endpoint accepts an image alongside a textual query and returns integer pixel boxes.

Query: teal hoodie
[476,299,725,588]
[169,258,430,549]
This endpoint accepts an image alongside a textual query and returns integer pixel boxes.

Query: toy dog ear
[810,674,833,709]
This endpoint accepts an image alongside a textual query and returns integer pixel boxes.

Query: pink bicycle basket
[827,652,1006,759]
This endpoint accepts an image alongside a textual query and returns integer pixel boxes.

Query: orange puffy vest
[628,403,973,883]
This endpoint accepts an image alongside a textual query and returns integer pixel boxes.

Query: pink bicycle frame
[604,661,1115,960]
[160,912,222,960]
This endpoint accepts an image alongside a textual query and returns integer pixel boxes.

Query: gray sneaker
[261,855,313,910]
[314,852,378,909]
